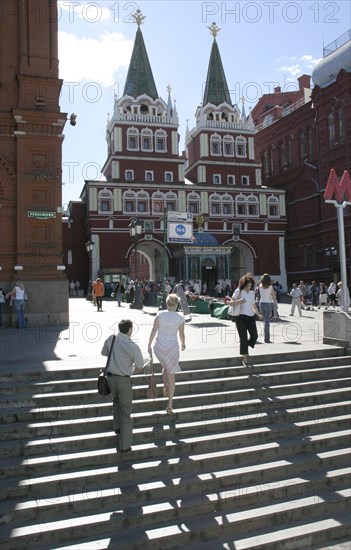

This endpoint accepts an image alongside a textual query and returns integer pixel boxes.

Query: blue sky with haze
[58,0,351,208]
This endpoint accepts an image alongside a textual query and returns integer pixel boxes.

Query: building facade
[252,31,351,286]
[0,0,68,326]
[75,14,287,293]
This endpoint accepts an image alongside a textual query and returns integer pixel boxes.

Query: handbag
[97,335,116,396]
[228,289,241,317]
[146,356,158,399]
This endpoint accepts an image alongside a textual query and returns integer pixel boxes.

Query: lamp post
[85,240,95,300]
[325,247,337,281]
[129,220,143,310]
[160,207,167,310]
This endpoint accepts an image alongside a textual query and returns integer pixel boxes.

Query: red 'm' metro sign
[324,169,351,204]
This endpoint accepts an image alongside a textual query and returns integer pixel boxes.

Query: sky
[58,0,351,209]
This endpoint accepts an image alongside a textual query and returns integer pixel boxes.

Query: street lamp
[325,247,338,281]
[85,240,95,300]
[129,220,143,310]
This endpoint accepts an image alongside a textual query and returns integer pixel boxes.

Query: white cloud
[58,31,133,86]
[277,54,321,81]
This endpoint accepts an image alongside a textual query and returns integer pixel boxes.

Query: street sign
[167,222,193,243]
[27,211,56,219]
[167,211,193,222]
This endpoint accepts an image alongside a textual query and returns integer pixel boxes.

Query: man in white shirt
[101,319,145,453]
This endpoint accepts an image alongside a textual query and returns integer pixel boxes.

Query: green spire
[203,23,232,106]
[123,12,158,100]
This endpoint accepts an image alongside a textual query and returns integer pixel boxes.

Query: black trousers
[235,314,258,355]
[96,296,103,310]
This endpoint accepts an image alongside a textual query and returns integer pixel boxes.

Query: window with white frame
[145,171,154,182]
[210,134,221,156]
[242,176,249,186]
[98,189,113,214]
[155,129,167,151]
[236,136,247,157]
[187,192,200,214]
[236,194,247,216]
[165,191,177,211]
[222,194,233,216]
[127,128,139,150]
[223,135,234,156]
[152,191,164,213]
[268,196,279,217]
[141,129,153,151]
[123,190,136,213]
[213,174,221,184]
[247,195,259,216]
[227,175,235,185]
[339,108,345,142]
[165,171,173,182]
[136,190,149,214]
[125,170,134,181]
[210,193,221,215]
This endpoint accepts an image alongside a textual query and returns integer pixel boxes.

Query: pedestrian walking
[7,281,27,328]
[93,278,104,312]
[229,273,262,368]
[289,283,302,317]
[148,294,185,415]
[101,319,145,453]
[259,274,275,343]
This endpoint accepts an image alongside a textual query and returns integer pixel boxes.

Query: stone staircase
[1,347,350,550]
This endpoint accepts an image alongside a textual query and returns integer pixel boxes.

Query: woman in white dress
[148,294,185,414]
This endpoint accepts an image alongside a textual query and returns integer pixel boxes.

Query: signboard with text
[167,222,193,243]
[27,211,56,219]
[167,211,193,222]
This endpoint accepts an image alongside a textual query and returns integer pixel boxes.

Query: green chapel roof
[123,25,158,100]
[203,23,232,107]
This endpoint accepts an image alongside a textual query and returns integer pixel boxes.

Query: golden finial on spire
[132,9,146,26]
[208,22,220,38]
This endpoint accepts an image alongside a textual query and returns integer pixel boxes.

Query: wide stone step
[3,477,350,550]
[0,401,349,463]
[1,379,350,427]
[1,355,348,397]
[1,363,350,409]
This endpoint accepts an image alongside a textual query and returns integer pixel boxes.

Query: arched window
[165,191,177,211]
[136,190,149,214]
[187,192,200,214]
[223,135,234,156]
[222,193,233,216]
[141,128,153,151]
[127,127,139,150]
[210,134,221,156]
[236,136,247,157]
[155,129,167,152]
[123,190,136,213]
[235,194,247,217]
[339,108,345,143]
[280,142,287,169]
[209,193,221,215]
[152,191,164,213]
[98,189,113,214]
[268,195,280,218]
[328,113,335,146]
[263,150,270,177]
[300,132,307,160]
[308,128,314,159]
[247,195,259,217]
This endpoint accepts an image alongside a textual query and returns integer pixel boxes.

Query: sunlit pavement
[1,297,341,373]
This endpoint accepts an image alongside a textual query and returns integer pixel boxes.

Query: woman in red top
[93,278,105,312]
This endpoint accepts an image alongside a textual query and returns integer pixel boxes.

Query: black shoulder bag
[97,335,116,396]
